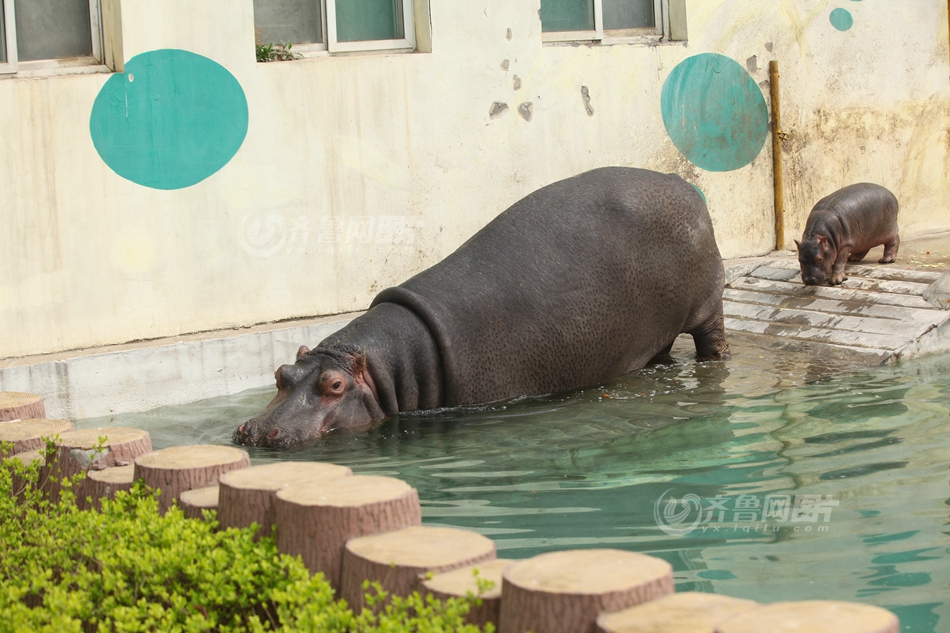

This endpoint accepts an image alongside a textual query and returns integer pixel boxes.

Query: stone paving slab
[723,244,950,365]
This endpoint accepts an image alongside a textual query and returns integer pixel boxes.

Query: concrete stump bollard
[134,444,250,514]
[180,485,220,520]
[422,558,513,628]
[498,549,674,633]
[275,475,420,589]
[597,592,758,633]
[715,600,900,633]
[218,461,352,538]
[80,465,136,511]
[0,392,46,422]
[0,419,74,458]
[44,427,152,503]
[340,525,497,613]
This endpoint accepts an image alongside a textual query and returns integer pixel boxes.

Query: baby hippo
[796,183,899,286]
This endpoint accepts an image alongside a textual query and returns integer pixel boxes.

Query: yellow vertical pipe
[769,60,785,251]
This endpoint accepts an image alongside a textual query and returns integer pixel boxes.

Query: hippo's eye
[815,255,823,264]
[320,372,347,396]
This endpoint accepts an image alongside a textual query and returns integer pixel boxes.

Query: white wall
[2,0,948,359]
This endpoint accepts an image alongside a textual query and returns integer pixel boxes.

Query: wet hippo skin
[233,167,730,447]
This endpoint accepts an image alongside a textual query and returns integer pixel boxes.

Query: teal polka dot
[661,53,768,172]
[90,49,248,190]
[830,8,854,31]
[690,183,707,205]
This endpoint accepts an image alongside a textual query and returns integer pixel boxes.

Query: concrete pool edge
[0,313,358,420]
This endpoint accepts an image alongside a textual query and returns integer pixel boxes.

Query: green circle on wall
[661,53,768,172]
[90,49,248,190]
[830,8,854,31]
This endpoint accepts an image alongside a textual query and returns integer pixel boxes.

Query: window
[0,0,105,75]
[253,0,416,56]
[540,0,670,43]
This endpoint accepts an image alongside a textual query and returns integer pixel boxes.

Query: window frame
[0,0,18,74]
[325,0,415,53]
[255,0,416,59]
[0,0,106,76]
[541,0,669,45]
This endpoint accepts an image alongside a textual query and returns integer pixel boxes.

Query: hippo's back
[810,183,899,232]
[372,167,725,405]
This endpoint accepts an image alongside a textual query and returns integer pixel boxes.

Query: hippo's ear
[296,345,310,360]
[349,352,379,401]
[349,352,368,376]
[794,239,801,250]
[816,234,828,245]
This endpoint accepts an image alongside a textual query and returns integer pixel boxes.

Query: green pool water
[76,335,950,632]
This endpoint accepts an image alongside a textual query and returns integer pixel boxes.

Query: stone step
[723,302,938,339]
[723,260,950,364]
[728,277,935,310]
[766,258,942,283]
[749,265,932,296]
[723,288,945,325]
[724,317,913,352]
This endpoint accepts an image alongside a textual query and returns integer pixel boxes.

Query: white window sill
[542,34,675,47]
[0,57,112,79]
[256,45,417,63]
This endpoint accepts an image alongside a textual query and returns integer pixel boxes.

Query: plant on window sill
[256,41,302,62]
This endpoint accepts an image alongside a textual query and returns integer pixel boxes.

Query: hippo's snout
[232,419,294,448]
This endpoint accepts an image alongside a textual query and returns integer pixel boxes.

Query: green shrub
[0,442,493,633]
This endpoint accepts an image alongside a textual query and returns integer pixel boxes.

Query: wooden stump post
[498,549,674,633]
[43,427,152,503]
[274,474,420,589]
[422,558,513,628]
[218,461,352,538]
[180,485,220,520]
[80,465,136,511]
[0,392,45,422]
[597,592,758,633]
[715,600,900,633]
[0,419,74,459]
[340,525,496,613]
[134,445,250,514]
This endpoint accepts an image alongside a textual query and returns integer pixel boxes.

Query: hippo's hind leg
[880,234,900,264]
[689,304,731,360]
[649,340,675,363]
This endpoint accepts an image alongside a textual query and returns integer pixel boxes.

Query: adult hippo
[233,167,730,448]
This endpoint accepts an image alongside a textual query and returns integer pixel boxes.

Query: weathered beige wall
[1,0,948,358]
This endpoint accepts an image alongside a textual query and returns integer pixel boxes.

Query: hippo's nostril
[268,428,281,439]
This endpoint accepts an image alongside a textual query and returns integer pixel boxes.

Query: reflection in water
[77,334,950,632]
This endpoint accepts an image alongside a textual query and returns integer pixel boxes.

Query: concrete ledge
[0,314,357,420]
